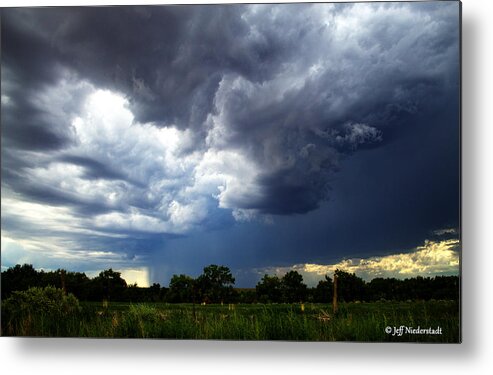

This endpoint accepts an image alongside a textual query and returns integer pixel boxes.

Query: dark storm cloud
[1,4,290,222]
[1,108,70,151]
[2,171,115,216]
[2,5,288,127]
[196,2,459,215]
[2,3,457,214]
[2,3,459,217]
[58,155,129,181]
[1,71,78,151]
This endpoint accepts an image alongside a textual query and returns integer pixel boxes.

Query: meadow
[2,300,460,342]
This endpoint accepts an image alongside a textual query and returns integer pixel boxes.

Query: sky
[0,2,460,287]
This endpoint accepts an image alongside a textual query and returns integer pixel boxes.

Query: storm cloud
[1,2,460,284]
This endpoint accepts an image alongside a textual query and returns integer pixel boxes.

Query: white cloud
[18,87,213,235]
[336,123,383,149]
[0,233,126,272]
[191,148,262,210]
[2,79,269,254]
[433,228,458,236]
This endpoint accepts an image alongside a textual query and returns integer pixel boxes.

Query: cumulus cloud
[4,85,217,231]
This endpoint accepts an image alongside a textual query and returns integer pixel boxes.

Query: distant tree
[334,269,366,302]
[64,271,91,300]
[167,274,195,303]
[281,270,307,303]
[1,263,460,304]
[148,282,166,302]
[237,288,257,304]
[256,274,282,303]
[196,265,235,303]
[90,269,127,301]
[1,264,39,299]
[430,276,459,300]
[405,276,435,300]
[38,269,61,289]
[314,275,333,303]
[367,277,390,301]
[367,277,405,301]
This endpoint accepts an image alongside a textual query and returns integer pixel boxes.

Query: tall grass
[2,300,459,342]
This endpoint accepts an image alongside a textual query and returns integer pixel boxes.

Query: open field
[2,300,459,342]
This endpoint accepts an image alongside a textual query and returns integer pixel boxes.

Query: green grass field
[2,300,460,342]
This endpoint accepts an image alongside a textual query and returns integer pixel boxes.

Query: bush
[2,286,80,336]
[3,286,80,315]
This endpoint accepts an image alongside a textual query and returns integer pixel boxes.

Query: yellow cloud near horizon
[84,267,150,287]
[258,238,460,286]
[118,268,150,287]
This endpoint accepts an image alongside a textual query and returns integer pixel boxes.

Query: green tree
[334,269,366,302]
[281,270,307,302]
[196,264,235,303]
[148,282,166,302]
[1,264,39,299]
[167,274,195,303]
[256,274,282,303]
[64,271,91,300]
[430,276,459,300]
[39,269,92,299]
[91,269,127,301]
[314,275,333,303]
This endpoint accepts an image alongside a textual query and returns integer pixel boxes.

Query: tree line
[1,264,459,304]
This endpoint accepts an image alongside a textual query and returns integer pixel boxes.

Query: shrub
[3,286,80,315]
[2,286,80,336]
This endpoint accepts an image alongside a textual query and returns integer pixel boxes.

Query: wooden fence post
[333,274,338,314]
